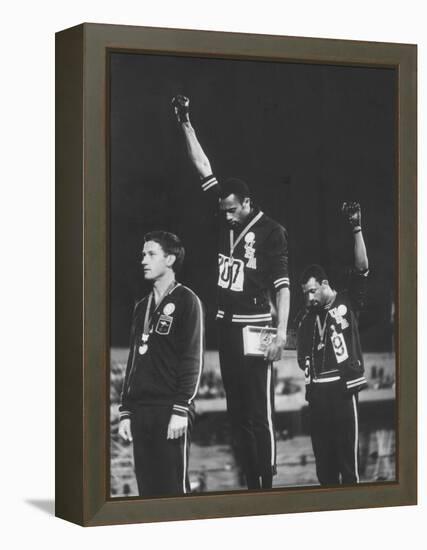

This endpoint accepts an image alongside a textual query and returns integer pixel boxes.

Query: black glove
[342,201,361,230]
[172,95,190,123]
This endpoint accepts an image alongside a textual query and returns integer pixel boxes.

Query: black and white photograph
[109,51,397,498]
[3,0,425,541]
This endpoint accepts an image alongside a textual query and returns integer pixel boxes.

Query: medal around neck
[139,333,149,355]
[139,344,148,355]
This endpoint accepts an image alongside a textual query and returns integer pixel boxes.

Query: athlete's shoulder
[333,290,354,310]
[257,215,288,248]
[173,283,202,303]
[259,212,287,234]
[174,285,205,318]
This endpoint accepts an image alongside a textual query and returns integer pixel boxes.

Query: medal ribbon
[316,313,329,346]
[141,281,178,344]
[229,210,263,259]
[314,292,337,349]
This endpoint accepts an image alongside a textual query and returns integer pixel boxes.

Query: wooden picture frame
[55,23,417,526]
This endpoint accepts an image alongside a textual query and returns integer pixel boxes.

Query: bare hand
[264,335,286,362]
[167,413,188,439]
[118,418,133,442]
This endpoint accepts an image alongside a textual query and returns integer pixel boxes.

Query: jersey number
[218,254,244,292]
[330,330,349,364]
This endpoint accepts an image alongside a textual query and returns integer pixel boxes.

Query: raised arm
[342,201,369,272]
[342,201,369,313]
[172,95,213,179]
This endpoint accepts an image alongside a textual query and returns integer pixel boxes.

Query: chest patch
[163,302,175,316]
[244,232,257,269]
[155,314,173,335]
[329,305,349,330]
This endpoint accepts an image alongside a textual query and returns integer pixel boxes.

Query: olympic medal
[139,344,148,355]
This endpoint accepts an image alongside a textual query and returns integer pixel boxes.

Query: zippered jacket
[119,284,204,420]
[297,269,369,395]
[201,174,289,325]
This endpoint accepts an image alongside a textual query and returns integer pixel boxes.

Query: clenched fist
[342,201,361,230]
[172,95,190,123]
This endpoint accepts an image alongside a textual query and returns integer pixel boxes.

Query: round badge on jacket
[337,304,347,316]
[163,303,175,316]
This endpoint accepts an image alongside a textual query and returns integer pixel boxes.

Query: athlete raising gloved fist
[342,201,362,232]
[172,94,290,491]
[297,202,369,486]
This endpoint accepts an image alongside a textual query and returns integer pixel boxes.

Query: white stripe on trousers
[266,364,275,469]
[352,394,360,483]
[182,428,188,494]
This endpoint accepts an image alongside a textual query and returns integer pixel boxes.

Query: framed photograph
[55,23,417,526]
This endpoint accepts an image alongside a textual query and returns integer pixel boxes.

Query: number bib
[218,254,244,292]
[330,325,349,364]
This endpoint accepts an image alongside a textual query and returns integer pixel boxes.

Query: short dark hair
[144,231,185,274]
[299,264,328,286]
[219,177,251,203]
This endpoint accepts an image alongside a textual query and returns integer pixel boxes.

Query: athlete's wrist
[276,330,287,347]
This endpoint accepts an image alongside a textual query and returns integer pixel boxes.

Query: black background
[110,52,396,350]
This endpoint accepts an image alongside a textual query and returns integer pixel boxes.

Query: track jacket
[297,269,369,396]
[201,174,289,324]
[119,283,204,420]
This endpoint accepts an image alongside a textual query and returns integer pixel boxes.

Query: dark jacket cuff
[172,404,189,417]
[119,409,132,421]
[200,174,218,192]
[342,376,368,394]
[273,277,290,290]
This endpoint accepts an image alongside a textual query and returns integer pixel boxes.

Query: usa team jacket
[119,284,204,420]
[201,174,289,324]
[297,269,369,395]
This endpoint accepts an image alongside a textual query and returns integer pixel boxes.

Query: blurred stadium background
[110,347,395,497]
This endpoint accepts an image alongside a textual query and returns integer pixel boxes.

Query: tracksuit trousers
[309,381,360,485]
[218,322,277,479]
[130,404,194,497]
